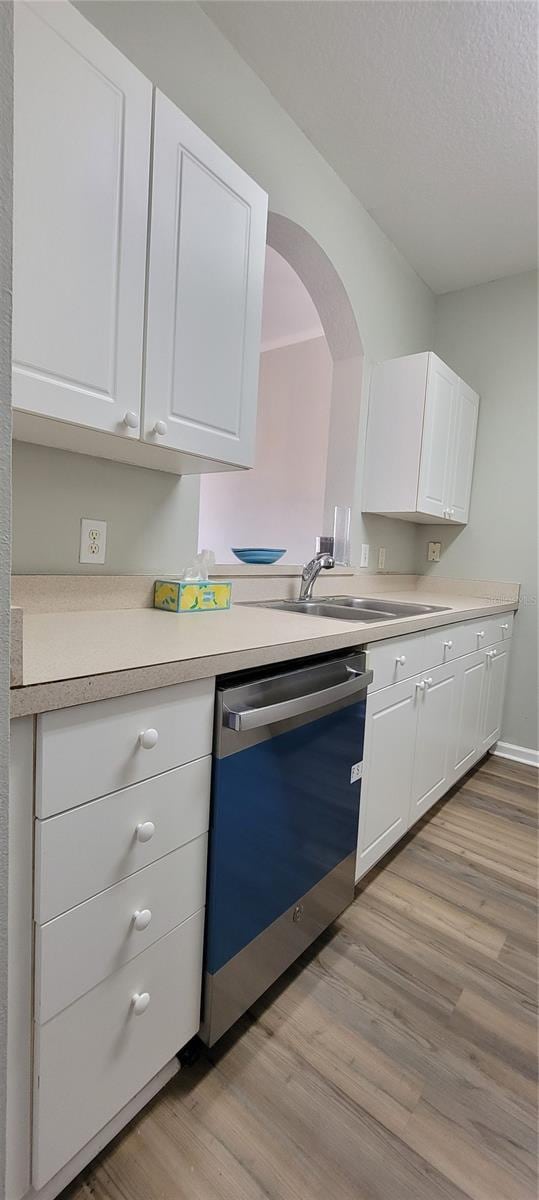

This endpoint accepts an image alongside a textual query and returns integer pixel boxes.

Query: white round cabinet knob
[132,992,150,1016]
[501,623,509,631]
[133,908,152,932]
[443,640,453,650]
[136,821,155,844]
[123,410,138,429]
[425,677,433,687]
[395,655,406,666]
[487,649,498,659]
[153,420,168,436]
[477,630,485,639]
[416,680,426,691]
[139,728,159,750]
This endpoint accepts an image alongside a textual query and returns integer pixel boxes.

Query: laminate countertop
[10,587,518,717]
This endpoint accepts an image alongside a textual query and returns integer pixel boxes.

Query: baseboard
[492,742,539,768]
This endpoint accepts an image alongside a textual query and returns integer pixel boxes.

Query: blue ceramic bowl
[232,547,286,565]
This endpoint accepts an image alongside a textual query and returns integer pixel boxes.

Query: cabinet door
[144,91,268,467]
[409,661,458,824]
[481,645,510,752]
[13,2,152,435]
[448,380,479,523]
[417,355,458,519]
[450,650,486,782]
[356,677,419,881]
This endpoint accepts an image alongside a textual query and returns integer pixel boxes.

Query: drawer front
[36,679,215,818]
[33,914,204,1189]
[36,837,207,1023]
[423,620,481,666]
[367,632,426,692]
[35,756,211,923]
[483,612,514,646]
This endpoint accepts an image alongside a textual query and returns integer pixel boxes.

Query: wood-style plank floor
[64,755,538,1200]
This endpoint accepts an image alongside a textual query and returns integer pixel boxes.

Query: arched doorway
[199,214,364,564]
[267,214,364,540]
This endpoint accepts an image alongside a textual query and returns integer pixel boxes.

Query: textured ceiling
[203,0,538,293]
[261,247,323,351]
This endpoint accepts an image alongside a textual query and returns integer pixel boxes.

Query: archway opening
[198,214,364,565]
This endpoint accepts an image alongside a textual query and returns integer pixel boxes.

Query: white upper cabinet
[416,357,458,520]
[449,379,480,524]
[144,92,268,468]
[13,2,152,437]
[12,3,268,475]
[362,352,479,525]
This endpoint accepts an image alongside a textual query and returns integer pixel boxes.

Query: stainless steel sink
[244,596,451,622]
[323,596,451,617]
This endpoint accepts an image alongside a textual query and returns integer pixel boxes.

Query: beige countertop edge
[10,595,518,719]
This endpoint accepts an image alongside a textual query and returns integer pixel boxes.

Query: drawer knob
[132,991,150,1016]
[443,640,453,650]
[487,649,498,659]
[136,821,155,844]
[425,677,433,688]
[139,728,159,750]
[477,630,485,639]
[395,655,406,666]
[123,410,139,430]
[153,420,168,436]
[133,908,152,931]
[416,680,426,691]
[501,623,509,630]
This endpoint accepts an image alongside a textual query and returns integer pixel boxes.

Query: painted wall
[12,443,200,575]
[199,336,332,563]
[420,271,538,751]
[0,4,13,1192]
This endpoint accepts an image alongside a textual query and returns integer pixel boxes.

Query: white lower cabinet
[5,681,216,1198]
[480,644,510,752]
[450,649,487,781]
[33,914,204,1188]
[356,617,513,881]
[409,661,458,824]
[355,676,418,879]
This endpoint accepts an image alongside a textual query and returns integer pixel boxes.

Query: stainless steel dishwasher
[200,650,372,1046]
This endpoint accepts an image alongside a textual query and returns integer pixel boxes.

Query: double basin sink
[247,595,451,623]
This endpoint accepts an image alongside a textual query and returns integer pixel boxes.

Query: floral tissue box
[154,579,232,613]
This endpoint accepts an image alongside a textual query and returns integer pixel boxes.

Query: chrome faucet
[299,552,335,600]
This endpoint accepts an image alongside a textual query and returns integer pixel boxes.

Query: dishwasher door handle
[222,668,373,732]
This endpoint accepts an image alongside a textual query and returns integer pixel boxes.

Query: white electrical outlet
[80,518,107,564]
[360,543,369,568]
[378,547,386,570]
[427,541,441,563]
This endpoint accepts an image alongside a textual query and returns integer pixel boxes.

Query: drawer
[36,678,214,818]
[35,755,211,923]
[423,620,481,666]
[35,836,207,1023]
[33,913,204,1189]
[483,612,514,646]
[367,632,426,692]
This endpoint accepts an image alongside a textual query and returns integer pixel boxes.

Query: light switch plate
[378,547,386,570]
[360,543,369,568]
[80,518,107,564]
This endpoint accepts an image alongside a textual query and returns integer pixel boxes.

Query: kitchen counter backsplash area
[11,571,520,614]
